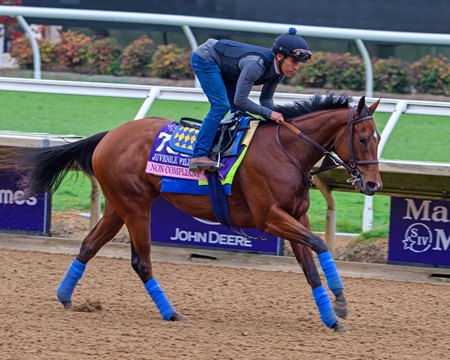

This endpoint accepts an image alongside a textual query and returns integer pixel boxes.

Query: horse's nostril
[366,181,380,192]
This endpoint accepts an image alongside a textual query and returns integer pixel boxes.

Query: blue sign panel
[0,169,51,235]
[151,197,282,255]
[389,197,450,267]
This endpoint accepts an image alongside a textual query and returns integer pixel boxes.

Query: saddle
[169,112,253,158]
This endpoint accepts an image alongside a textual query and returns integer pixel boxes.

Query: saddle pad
[146,122,206,181]
[168,125,199,155]
[146,121,259,195]
[168,116,253,157]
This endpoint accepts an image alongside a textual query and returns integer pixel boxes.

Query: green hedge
[10,31,450,94]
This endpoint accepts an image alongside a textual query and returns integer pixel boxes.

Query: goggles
[275,46,312,62]
[290,48,312,62]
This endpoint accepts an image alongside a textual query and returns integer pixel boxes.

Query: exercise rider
[189,27,312,172]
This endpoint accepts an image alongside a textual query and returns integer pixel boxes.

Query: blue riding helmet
[272,27,312,62]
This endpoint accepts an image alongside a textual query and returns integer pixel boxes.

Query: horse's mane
[272,93,353,120]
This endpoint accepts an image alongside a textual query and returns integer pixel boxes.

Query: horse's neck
[287,109,348,169]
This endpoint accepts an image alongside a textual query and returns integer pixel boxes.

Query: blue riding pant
[191,53,233,158]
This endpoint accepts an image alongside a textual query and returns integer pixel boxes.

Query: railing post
[16,15,41,79]
[89,176,101,229]
[134,87,161,120]
[362,100,408,232]
[355,39,373,97]
[181,25,200,88]
[314,175,336,255]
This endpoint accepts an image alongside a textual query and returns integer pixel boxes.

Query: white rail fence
[0,77,449,236]
[1,6,450,96]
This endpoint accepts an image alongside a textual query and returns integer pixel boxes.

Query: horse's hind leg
[56,200,124,309]
[116,197,181,321]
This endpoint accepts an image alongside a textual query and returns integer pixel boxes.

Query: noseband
[277,105,378,184]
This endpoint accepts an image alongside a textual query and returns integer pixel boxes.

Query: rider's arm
[260,76,283,109]
[234,56,274,119]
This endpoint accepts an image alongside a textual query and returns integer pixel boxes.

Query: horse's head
[274,94,383,196]
[332,96,382,196]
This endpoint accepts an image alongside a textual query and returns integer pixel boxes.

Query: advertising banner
[0,169,51,235]
[389,196,450,267]
[151,197,282,255]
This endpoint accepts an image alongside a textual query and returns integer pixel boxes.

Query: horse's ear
[369,98,381,114]
[356,96,366,116]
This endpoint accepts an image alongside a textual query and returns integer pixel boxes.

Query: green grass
[1,91,449,234]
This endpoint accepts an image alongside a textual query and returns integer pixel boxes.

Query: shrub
[10,35,33,69]
[119,35,154,76]
[373,57,412,94]
[288,51,328,88]
[54,30,91,69]
[39,39,57,70]
[149,44,193,79]
[10,34,56,70]
[411,55,450,96]
[86,37,121,75]
[326,52,365,91]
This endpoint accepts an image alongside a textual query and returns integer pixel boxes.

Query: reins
[276,105,378,184]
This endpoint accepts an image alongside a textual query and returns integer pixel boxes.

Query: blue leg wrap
[312,285,337,328]
[318,251,344,296]
[144,278,176,320]
[56,258,86,303]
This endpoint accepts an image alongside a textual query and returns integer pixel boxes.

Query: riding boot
[189,156,224,173]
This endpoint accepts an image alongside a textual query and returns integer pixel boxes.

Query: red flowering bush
[326,52,365,91]
[288,51,329,88]
[86,37,121,75]
[119,35,154,76]
[373,57,412,94]
[10,34,56,70]
[7,27,450,96]
[149,44,193,79]
[54,30,91,69]
[411,55,450,95]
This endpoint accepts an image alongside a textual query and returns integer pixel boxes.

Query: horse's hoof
[168,313,187,321]
[333,293,348,318]
[331,321,349,333]
[61,301,73,310]
[333,300,348,318]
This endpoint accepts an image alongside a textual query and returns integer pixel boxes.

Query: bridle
[276,105,378,185]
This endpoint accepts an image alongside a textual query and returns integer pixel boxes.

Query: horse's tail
[0,131,108,198]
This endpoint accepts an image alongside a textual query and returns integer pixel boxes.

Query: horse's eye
[359,137,367,145]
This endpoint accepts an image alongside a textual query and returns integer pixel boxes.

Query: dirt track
[1,248,450,360]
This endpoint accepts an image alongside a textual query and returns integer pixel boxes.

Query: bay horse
[1,93,382,332]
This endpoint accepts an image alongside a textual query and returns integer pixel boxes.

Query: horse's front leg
[264,207,347,331]
[296,215,348,319]
[291,237,347,312]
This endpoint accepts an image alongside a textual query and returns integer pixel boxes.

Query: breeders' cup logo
[399,199,450,254]
[402,223,433,253]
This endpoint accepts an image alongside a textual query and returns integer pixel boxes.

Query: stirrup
[189,158,224,173]
[189,162,224,173]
